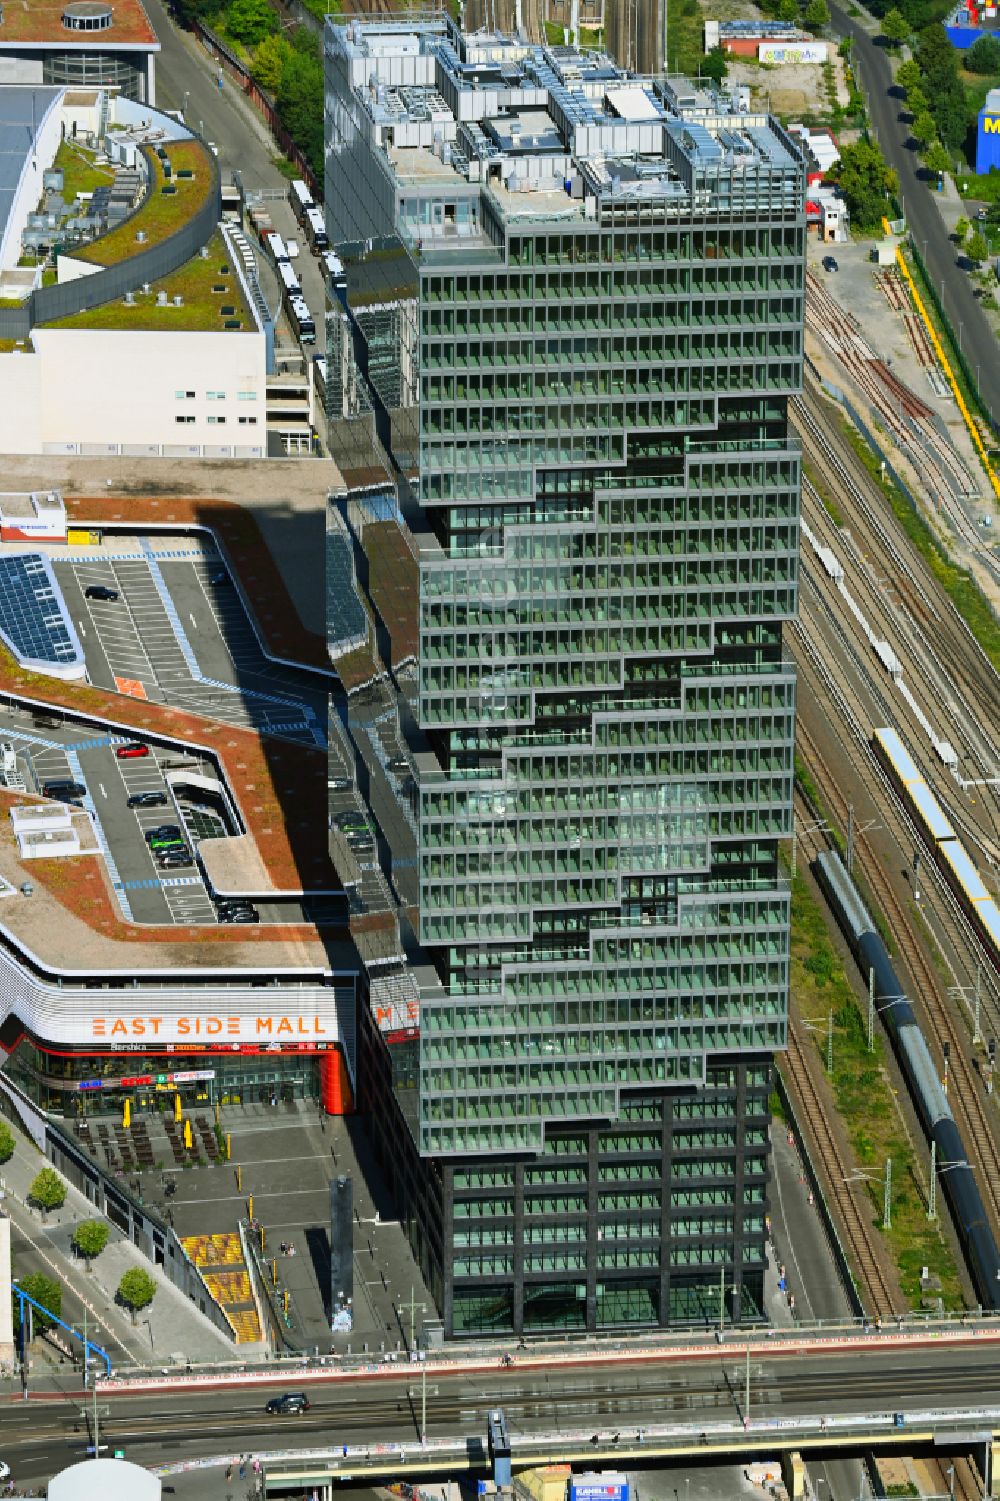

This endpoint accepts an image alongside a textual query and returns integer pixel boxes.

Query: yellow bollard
[215,1100,220,1126]
[226,1133,231,1162]
[183,1118,193,1151]
[248,1193,253,1222]
[259,1225,265,1253]
[174,1093,182,1123]
[283,1290,289,1316]
[272,1259,278,1286]
[236,1164,242,1191]
[123,1099,131,1130]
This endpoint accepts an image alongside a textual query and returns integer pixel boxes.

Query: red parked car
[115,742,149,759]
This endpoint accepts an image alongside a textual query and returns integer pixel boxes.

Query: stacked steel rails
[805,273,981,525]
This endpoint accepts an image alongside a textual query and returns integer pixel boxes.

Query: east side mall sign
[90,1013,333,1042]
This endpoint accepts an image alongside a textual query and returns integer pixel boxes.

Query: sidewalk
[2,1136,235,1370]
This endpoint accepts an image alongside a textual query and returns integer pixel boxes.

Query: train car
[872,727,998,972]
[276,261,302,299]
[289,178,314,226]
[305,205,329,252]
[288,296,316,346]
[815,848,1000,1310]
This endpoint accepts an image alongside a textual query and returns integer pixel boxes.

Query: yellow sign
[984,116,1000,134]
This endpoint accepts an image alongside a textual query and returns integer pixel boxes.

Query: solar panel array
[0,555,82,666]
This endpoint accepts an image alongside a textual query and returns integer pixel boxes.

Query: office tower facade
[325,17,803,1337]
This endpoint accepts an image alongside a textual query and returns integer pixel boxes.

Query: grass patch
[789,872,965,1309]
[667,0,703,75]
[835,409,1000,674]
[270,155,299,180]
[52,138,115,201]
[803,455,845,526]
[955,171,1000,204]
[42,231,252,333]
[75,141,213,267]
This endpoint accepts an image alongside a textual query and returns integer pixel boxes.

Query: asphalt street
[2,1345,1000,1488]
[832,2,999,428]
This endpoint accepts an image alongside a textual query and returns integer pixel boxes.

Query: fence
[194,21,321,201]
[0,142,222,339]
[908,237,999,443]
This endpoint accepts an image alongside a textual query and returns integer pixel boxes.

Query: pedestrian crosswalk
[120,875,203,891]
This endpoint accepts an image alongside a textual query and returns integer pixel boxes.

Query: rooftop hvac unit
[173,294,183,306]
[135,229,147,243]
[124,291,135,305]
[142,282,151,294]
[156,290,167,305]
[200,246,209,258]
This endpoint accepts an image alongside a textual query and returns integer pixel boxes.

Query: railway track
[781,1012,903,1318]
[795,706,1000,1237]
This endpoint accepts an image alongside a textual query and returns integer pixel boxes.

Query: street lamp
[182,89,190,116]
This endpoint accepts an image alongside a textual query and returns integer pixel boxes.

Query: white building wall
[0,57,45,85]
[18,327,267,455]
[0,352,44,454]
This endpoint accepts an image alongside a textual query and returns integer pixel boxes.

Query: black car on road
[265,1393,310,1415]
[128,791,169,809]
[85,584,119,601]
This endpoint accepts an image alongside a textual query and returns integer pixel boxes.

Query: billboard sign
[758,41,828,61]
[570,1477,629,1501]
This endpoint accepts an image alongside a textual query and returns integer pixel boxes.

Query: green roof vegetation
[75,140,215,266]
[41,231,254,333]
[52,138,115,202]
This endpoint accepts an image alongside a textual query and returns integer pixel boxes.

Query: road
[3,1342,1000,1487]
[832,2,999,428]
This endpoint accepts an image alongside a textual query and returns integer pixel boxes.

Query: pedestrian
[226,1463,233,1481]
[253,1458,261,1475]
[239,1457,247,1480]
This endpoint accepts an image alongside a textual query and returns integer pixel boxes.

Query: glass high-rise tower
[325,15,803,1337]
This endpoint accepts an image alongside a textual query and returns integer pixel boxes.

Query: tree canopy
[915,23,970,151]
[882,7,910,44]
[225,0,277,45]
[967,228,990,263]
[29,1167,66,1213]
[965,34,1000,73]
[828,140,899,230]
[17,1273,62,1331]
[72,1220,111,1265]
[0,1121,14,1164]
[118,1266,157,1315]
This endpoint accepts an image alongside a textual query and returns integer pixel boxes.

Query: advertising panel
[570,1476,630,1501]
[758,41,828,61]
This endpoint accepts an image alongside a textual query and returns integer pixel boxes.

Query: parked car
[286,238,301,259]
[42,779,86,801]
[145,825,183,843]
[387,756,410,774]
[347,832,374,853]
[265,1393,310,1415]
[822,255,838,273]
[116,742,149,759]
[219,907,260,924]
[156,850,194,870]
[84,584,119,601]
[148,835,187,852]
[128,791,168,809]
[209,569,231,586]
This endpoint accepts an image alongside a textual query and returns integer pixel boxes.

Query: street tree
[954,214,970,241]
[250,32,290,93]
[28,1166,66,1215]
[118,1267,157,1323]
[923,140,951,177]
[882,7,910,45]
[828,140,899,231]
[72,1220,110,1269]
[16,1273,62,1331]
[804,0,830,28]
[966,229,990,265]
[912,109,938,147]
[896,58,922,93]
[905,83,928,118]
[225,0,276,45]
[778,0,798,18]
[0,1120,14,1164]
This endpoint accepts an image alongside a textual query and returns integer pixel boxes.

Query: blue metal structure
[13,1284,112,1376]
